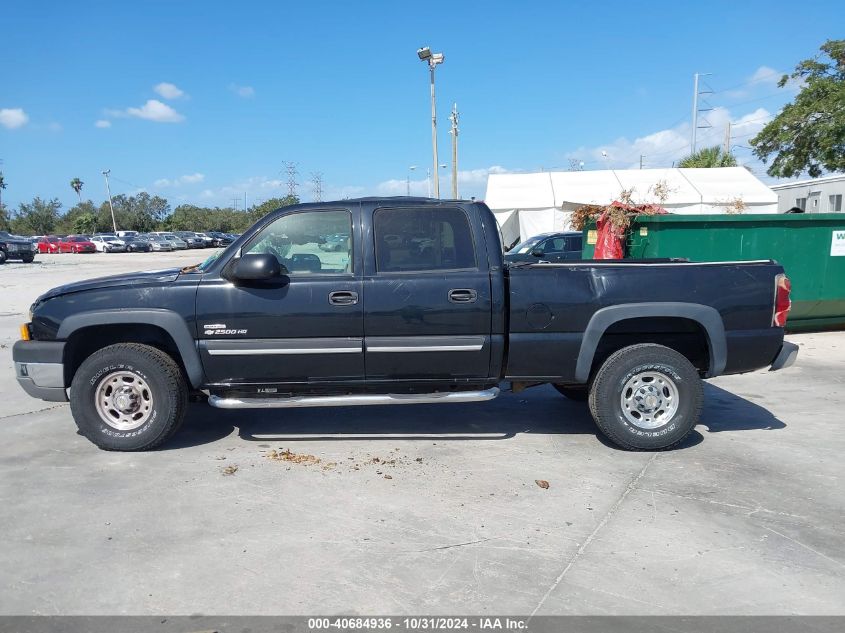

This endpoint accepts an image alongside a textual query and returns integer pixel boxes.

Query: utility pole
[244,192,248,211]
[691,72,713,153]
[449,103,459,199]
[639,155,644,170]
[723,121,732,155]
[102,169,117,232]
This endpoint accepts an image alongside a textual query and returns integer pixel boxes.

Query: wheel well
[63,324,187,387]
[590,317,710,377]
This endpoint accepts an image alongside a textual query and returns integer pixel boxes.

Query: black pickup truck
[13,198,797,452]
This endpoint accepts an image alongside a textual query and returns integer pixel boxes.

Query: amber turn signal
[19,323,31,341]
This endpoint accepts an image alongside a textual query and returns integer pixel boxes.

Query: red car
[59,235,97,254]
[36,236,62,254]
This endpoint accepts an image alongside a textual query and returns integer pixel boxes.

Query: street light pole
[102,169,117,232]
[407,165,417,196]
[417,47,444,199]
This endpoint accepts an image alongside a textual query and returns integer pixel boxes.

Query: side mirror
[531,248,544,257]
[229,253,283,282]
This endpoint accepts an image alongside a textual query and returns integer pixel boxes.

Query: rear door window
[374,207,476,272]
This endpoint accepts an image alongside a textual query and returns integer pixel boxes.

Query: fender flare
[57,309,203,388]
[574,302,727,383]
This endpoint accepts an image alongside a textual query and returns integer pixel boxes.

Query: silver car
[143,234,175,252]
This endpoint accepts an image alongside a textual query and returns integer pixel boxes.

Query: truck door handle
[448,289,478,303]
[328,291,359,306]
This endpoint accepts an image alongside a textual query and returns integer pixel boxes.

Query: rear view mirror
[229,253,283,282]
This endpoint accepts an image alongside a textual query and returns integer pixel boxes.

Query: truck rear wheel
[70,343,188,451]
[589,344,702,451]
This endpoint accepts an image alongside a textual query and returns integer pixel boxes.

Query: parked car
[150,232,188,250]
[505,231,584,263]
[143,234,175,252]
[90,234,127,253]
[173,231,206,249]
[36,236,62,254]
[116,230,139,239]
[0,231,36,264]
[58,235,97,254]
[319,233,350,252]
[192,232,215,247]
[207,231,235,246]
[122,235,153,253]
[13,198,797,452]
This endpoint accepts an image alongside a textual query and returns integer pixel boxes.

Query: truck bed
[505,259,785,381]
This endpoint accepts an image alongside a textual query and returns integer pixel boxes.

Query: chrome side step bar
[208,387,499,409]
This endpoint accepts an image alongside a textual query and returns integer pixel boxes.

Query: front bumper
[12,340,68,402]
[769,341,799,371]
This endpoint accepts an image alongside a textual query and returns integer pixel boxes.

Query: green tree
[99,192,170,232]
[0,171,6,212]
[57,201,99,234]
[678,145,738,168]
[11,197,62,235]
[70,177,84,203]
[0,202,10,232]
[751,39,845,178]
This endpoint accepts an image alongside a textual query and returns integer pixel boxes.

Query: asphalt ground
[0,251,843,615]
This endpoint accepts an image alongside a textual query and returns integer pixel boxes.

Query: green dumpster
[581,213,845,331]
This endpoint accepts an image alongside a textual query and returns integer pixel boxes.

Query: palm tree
[70,177,84,203]
[678,146,738,168]
[0,172,6,212]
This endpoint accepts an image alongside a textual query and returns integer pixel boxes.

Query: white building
[485,167,778,247]
[770,174,845,214]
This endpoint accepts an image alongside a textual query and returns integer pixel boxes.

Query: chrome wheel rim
[94,370,154,431]
[620,370,679,429]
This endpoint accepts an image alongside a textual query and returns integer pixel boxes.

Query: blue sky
[1,0,842,211]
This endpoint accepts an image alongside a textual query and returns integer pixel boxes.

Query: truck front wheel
[70,343,188,451]
[589,344,702,451]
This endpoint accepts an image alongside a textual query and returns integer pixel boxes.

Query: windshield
[183,250,223,274]
[509,236,542,254]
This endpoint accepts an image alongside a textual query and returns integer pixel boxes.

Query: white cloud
[95,119,112,128]
[566,106,773,172]
[0,107,29,129]
[153,82,186,100]
[374,165,513,198]
[154,173,206,188]
[229,84,255,98]
[124,99,185,123]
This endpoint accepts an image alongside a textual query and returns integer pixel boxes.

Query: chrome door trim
[365,336,486,353]
[204,337,363,356]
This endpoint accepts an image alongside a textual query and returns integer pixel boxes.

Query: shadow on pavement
[699,383,786,433]
[164,382,786,450]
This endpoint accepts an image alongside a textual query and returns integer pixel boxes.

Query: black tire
[588,344,702,451]
[21,254,35,263]
[70,343,188,451]
[0,250,6,264]
[552,384,589,401]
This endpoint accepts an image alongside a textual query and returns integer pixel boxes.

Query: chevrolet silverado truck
[13,198,798,452]
[0,231,36,264]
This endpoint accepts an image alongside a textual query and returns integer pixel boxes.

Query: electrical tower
[691,72,714,153]
[310,172,323,203]
[282,161,299,199]
[568,159,584,171]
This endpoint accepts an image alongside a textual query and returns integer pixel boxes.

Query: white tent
[485,167,778,246]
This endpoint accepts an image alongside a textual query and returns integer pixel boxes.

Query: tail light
[772,274,791,327]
